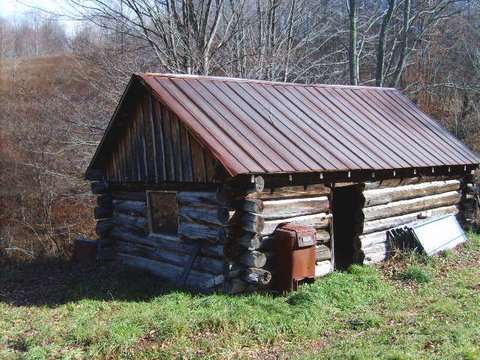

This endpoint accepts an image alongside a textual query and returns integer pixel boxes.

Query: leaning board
[411,214,466,256]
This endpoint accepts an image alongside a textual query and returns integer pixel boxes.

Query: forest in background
[0,0,479,262]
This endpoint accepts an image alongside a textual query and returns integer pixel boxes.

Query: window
[148,191,179,235]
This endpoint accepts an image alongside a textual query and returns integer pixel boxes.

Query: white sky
[0,0,78,33]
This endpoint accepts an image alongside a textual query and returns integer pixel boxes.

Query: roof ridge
[140,72,397,91]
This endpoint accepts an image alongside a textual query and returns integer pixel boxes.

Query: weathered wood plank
[242,267,272,285]
[316,245,331,262]
[238,232,261,250]
[363,180,461,207]
[116,240,224,274]
[262,213,331,236]
[118,253,224,291]
[235,199,264,214]
[247,184,330,200]
[262,196,330,220]
[239,212,265,233]
[161,105,175,181]
[362,191,461,221]
[316,229,331,243]
[177,191,227,207]
[112,212,147,232]
[110,228,224,258]
[190,136,207,182]
[239,251,267,268]
[170,113,183,181]
[178,222,227,243]
[152,99,166,182]
[362,205,459,234]
[180,123,193,182]
[113,200,146,216]
[179,206,229,226]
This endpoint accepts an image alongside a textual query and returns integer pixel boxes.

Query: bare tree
[348,0,359,85]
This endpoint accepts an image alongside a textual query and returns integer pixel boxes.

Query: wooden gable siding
[104,94,219,183]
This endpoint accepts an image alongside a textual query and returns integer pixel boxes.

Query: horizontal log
[97,194,112,208]
[364,176,461,190]
[112,212,147,232]
[362,205,459,234]
[239,250,267,268]
[179,206,230,226]
[110,228,224,258]
[316,245,332,262]
[118,253,224,291]
[242,267,272,285]
[235,199,264,214]
[238,232,261,250]
[362,191,461,221]
[113,200,146,216]
[91,180,108,194]
[315,261,332,278]
[262,213,331,236]
[262,196,330,220]
[116,241,224,274]
[316,229,331,243]
[363,180,460,207]
[239,212,265,233]
[177,191,228,208]
[111,191,147,202]
[96,219,113,238]
[247,184,330,200]
[94,206,113,219]
[178,222,227,243]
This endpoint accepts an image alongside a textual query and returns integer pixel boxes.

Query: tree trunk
[348,0,359,85]
[375,0,396,86]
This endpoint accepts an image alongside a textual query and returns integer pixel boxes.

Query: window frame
[146,190,179,237]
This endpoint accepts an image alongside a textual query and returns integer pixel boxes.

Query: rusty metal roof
[88,73,480,179]
[137,73,479,176]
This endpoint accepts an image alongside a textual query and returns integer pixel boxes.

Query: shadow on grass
[0,259,187,307]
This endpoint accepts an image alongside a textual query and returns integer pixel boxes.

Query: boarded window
[148,191,179,235]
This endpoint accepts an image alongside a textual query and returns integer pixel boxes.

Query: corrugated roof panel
[119,73,479,176]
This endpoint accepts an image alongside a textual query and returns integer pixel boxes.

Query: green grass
[398,265,431,283]
[1,234,479,359]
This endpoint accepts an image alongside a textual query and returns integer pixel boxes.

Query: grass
[398,265,431,283]
[0,234,479,359]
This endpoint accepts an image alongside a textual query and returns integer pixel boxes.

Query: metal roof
[88,73,480,178]
[137,73,479,176]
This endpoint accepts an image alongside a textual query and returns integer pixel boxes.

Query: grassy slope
[0,234,479,360]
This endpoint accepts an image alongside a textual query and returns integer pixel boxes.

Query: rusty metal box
[273,224,316,293]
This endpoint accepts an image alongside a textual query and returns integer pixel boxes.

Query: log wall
[355,178,462,264]
[92,182,231,292]
[224,184,334,293]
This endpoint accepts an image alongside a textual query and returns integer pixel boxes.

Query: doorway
[332,184,365,269]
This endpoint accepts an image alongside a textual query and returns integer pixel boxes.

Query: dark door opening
[332,184,364,270]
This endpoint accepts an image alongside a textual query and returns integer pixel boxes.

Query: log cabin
[86,73,479,293]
